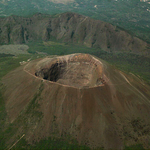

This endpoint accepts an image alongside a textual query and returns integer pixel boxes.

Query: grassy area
[10,137,91,150]
[27,40,96,55]
[125,144,145,150]
[0,54,43,149]
[0,55,29,79]
[0,85,6,149]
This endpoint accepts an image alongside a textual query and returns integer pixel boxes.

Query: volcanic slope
[2,53,150,149]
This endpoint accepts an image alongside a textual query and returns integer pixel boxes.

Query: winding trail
[8,134,25,150]
[80,17,88,24]
[120,72,150,104]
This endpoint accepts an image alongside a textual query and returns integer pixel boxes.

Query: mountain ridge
[0,12,149,56]
[1,0,150,43]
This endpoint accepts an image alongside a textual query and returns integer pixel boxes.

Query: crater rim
[35,53,105,89]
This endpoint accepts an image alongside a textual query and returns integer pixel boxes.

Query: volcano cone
[2,53,150,149]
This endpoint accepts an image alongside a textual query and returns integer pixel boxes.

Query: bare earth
[0,44,29,55]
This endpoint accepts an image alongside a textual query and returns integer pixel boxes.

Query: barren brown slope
[0,12,149,55]
[2,53,150,149]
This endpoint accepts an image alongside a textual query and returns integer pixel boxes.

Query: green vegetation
[0,54,41,150]
[27,40,96,55]
[125,144,145,150]
[0,53,51,148]
[0,86,6,149]
[26,82,44,114]
[0,54,29,79]
[10,137,90,150]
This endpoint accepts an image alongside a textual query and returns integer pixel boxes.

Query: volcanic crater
[35,53,105,88]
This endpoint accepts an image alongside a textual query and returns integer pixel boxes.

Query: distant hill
[0,12,149,56]
[0,0,150,42]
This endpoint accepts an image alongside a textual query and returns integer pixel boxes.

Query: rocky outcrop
[0,12,149,55]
